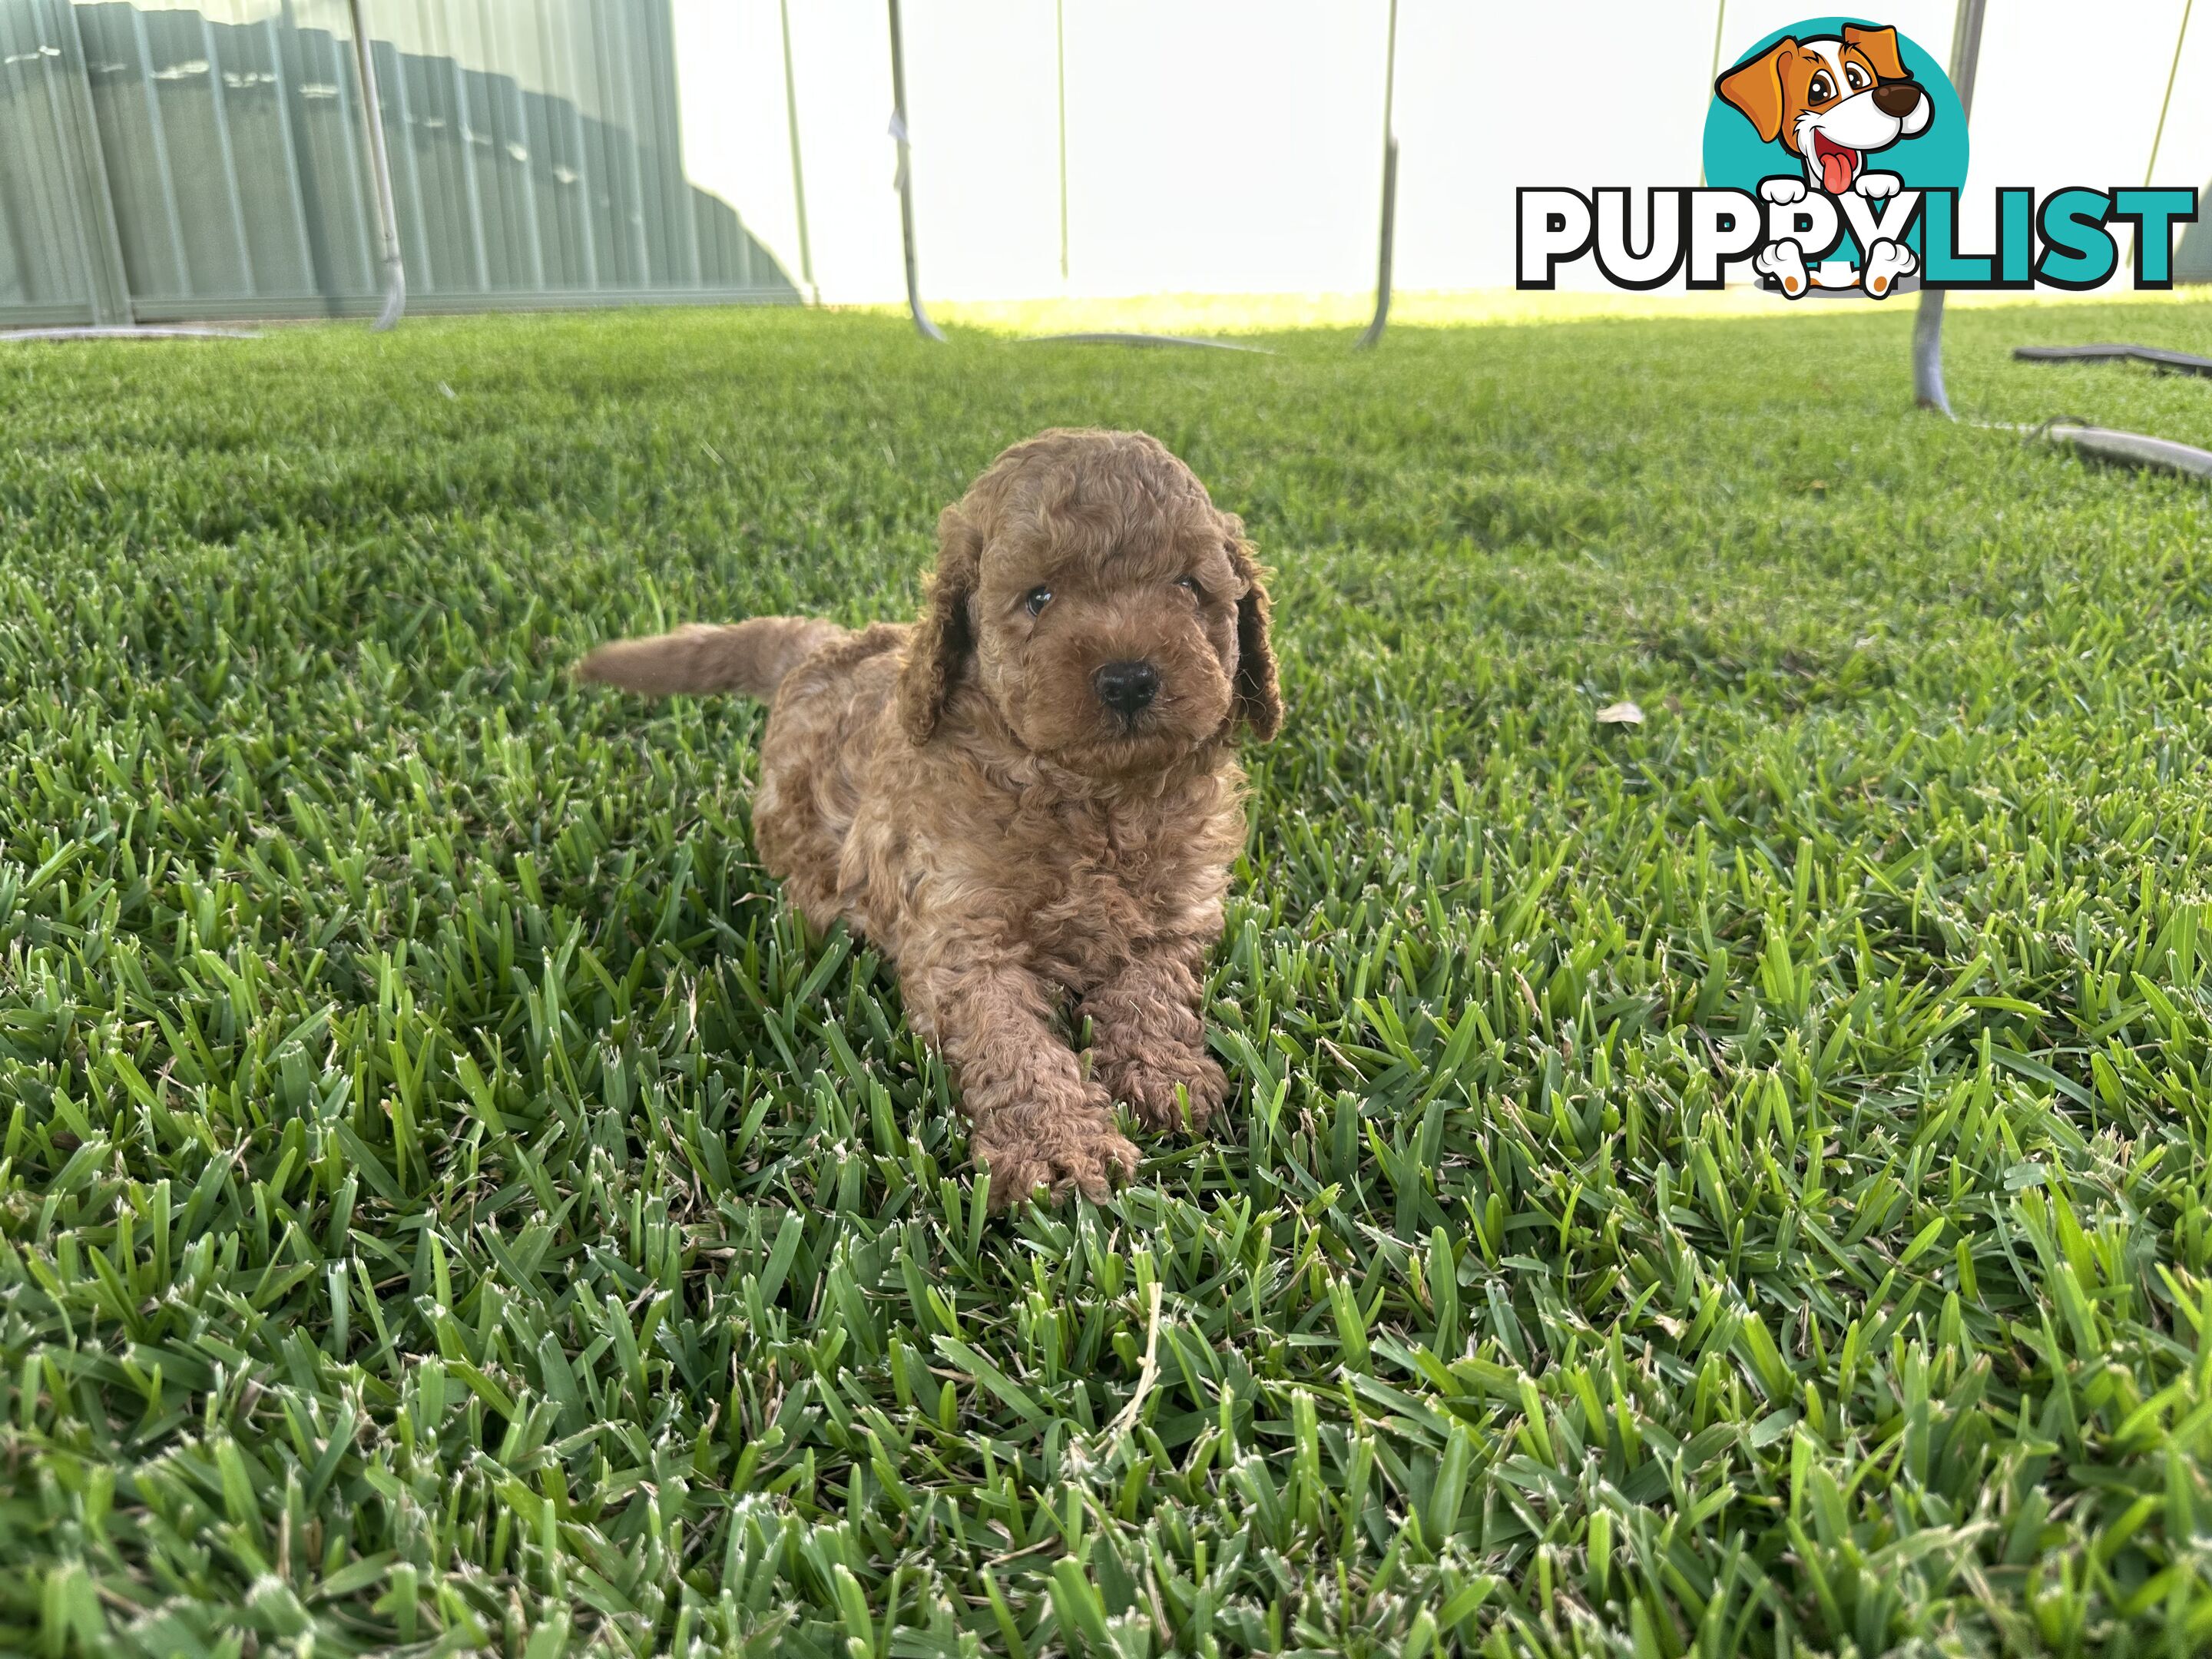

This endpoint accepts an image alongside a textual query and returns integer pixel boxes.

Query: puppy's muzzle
[1094,660,1160,717]
[1872,81,1922,118]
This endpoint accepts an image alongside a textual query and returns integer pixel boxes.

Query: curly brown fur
[577,617,843,698]
[578,429,1280,1207]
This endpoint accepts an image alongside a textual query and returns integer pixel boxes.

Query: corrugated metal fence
[0,0,796,324]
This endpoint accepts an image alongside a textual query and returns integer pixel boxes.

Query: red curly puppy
[578,429,1280,1204]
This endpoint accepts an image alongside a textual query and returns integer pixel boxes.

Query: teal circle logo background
[1702,17,1969,259]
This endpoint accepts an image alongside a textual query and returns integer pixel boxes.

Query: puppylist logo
[1713,20,1955,297]
[1519,16,2198,299]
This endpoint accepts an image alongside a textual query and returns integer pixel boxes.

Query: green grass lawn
[9,296,2212,1658]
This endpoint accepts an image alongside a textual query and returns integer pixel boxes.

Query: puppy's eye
[1808,71,1834,102]
[1176,575,1203,599]
[1025,586,1053,617]
[1845,63,1868,91]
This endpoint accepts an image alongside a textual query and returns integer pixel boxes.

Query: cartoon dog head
[1717,25,1930,194]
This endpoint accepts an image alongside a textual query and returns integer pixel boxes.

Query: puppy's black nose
[1094,660,1159,716]
[1872,81,1922,118]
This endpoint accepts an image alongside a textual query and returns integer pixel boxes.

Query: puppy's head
[1718,27,1929,189]
[898,429,1279,773]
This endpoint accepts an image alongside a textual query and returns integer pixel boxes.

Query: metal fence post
[1912,0,1986,413]
[1356,0,1400,349]
[886,0,942,341]
[2146,0,2196,187]
[779,0,816,300]
[347,0,406,329]
[1055,0,1068,282]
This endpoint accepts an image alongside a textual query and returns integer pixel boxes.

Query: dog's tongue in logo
[1811,132,1859,194]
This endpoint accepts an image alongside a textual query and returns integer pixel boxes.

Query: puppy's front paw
[1108,1049,1227,1132]
[974,1094,1139,1208]
[1856,171,1902,201]
[1753,239,1810,297]
[1863,238,1917,297]
[1759,175,1807,205]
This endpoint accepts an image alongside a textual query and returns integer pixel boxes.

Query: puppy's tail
[574,617,843,699]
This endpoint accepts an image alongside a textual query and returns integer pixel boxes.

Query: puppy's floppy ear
[1842,25,1906,81]
[1717,39,1796,144]
[1225,525,1280,741]
[898,504,981,743]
